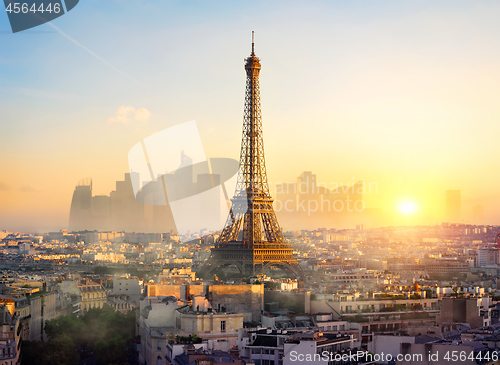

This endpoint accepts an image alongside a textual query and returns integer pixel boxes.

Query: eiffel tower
[202,33,304,281]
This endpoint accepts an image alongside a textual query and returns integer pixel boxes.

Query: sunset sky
[2,0,500,231]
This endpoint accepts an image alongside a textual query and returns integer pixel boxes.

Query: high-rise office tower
[91,195,111,231]
[297,171,317,195]
[69,178,92,231]
[110,172,144,231]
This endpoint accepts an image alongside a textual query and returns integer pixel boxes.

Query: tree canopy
[22,304,136,365]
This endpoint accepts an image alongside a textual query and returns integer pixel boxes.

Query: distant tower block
[69,178,92,231]
[201,33,304,281]
[472,205,484,225]
[445,190,461,223]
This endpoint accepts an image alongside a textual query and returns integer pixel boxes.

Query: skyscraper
[69,178,92,231]
[110,172,144,231]
[91,195,111,231]
[445,190,461,223]
[297,171,317,195]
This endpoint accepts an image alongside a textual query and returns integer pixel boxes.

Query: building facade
[78,281,106,312]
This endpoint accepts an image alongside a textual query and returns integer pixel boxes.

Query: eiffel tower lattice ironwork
[202,33,304,281]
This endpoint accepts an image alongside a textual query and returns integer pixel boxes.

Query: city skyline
[68,167,484,234]
[4,3,500,365]
[3,1,500,231]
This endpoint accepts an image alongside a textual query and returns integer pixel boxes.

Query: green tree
[93,336,127,365]
[39,306,136,364]
[45,314,85,340]
[22,334,80,365]
[44,333,80,365]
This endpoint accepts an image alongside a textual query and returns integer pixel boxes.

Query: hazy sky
[2,0,500,231]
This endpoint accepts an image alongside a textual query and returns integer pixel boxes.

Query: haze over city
[5,2,500,365]
[2,1,500,231]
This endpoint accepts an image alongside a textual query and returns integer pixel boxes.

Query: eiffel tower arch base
[200,244,305,286]
[201,246,254,278]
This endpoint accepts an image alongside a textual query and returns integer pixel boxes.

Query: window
[252,348,261,354]
[221,320,226,332]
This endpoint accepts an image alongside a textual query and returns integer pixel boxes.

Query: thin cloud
[20,185,39,192]
[0,181,10,191]
[46,22,141,86]
[108,106,152,124]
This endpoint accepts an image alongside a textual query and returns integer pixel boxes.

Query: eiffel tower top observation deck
[203,33,304,279]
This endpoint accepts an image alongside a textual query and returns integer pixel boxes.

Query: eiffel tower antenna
[201,33,304,282]
[251,31,255,55]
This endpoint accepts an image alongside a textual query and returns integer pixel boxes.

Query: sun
[398,201,418,215]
